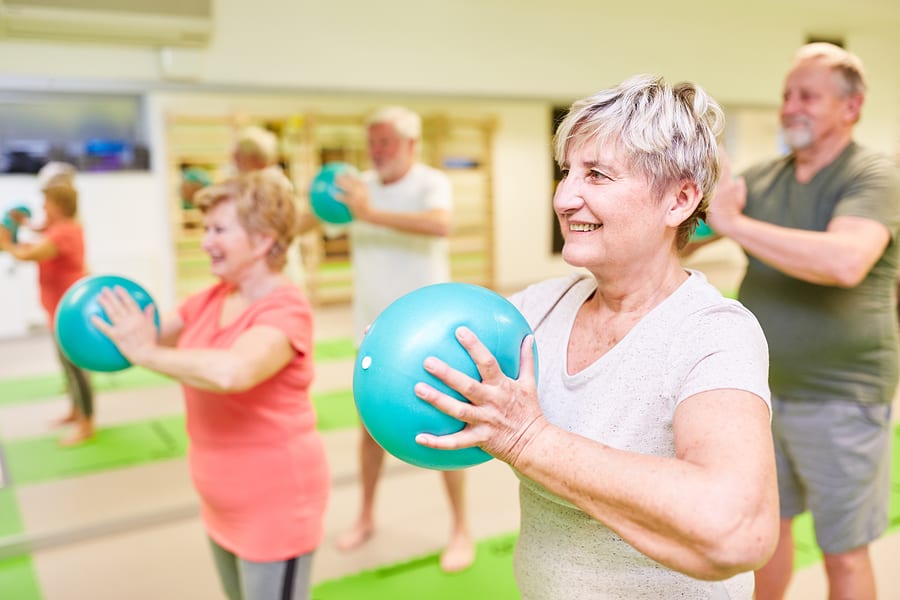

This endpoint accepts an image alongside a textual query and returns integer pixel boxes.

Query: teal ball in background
[1,204,31,244]
[55,274,160,372]
[353,282,538,470]
[691,219,715,241]
[1,213,18,243]
[309,162,356,224]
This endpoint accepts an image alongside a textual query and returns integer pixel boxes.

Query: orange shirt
[177,282,330,561]
[38,220,87,324]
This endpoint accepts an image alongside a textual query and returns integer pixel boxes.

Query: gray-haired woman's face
[553,139,669,272]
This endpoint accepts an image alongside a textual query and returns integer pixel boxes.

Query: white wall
[1,2,897,118]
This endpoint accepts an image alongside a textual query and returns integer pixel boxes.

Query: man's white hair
[365,106,422,141]
[792,42,867,97]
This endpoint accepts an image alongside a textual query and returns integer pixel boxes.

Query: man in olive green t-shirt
[706,43,900,600]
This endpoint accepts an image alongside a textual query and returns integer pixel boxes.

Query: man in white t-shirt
[334,106,475,573]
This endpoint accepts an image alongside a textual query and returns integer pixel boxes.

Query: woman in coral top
[94,170,330,600]
[0,174,95,446]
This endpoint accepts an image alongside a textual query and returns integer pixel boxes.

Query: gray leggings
[208,537,314,600]
[55,342,93,418]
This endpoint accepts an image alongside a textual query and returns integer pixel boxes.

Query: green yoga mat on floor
[0,488,24,537]
[312,532,520,599]
[2,389,357,486]
[0,556,41,600]
[4,415,187,486]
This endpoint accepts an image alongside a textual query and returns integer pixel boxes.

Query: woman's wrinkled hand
[413,327,548,469]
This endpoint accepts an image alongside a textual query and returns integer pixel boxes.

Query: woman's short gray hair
[553,74,724,249]
[366,106,422,141]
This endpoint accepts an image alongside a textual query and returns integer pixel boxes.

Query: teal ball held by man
[352,282,537,470]
[691,219,715,241]
[309,162,356,224]
[55,274,160,372]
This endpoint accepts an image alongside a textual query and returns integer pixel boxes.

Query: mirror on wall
[0,91,150,174]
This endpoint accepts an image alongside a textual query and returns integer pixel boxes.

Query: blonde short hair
[43,184,79,218]
[194,169,297,271]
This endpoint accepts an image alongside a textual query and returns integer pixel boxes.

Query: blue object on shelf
[84,139,129,172]
[442,157,480,169]
[85,139,127,154]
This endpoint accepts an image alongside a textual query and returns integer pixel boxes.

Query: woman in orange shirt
[94,170,330,600]
[1,180,94,446]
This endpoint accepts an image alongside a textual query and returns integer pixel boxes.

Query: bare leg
[823,545,876,600]
[58,412,94,447]
[335,426,385,551]
[54,344,94,443]
[754,518,795,599]
[50,378,76,427]
[439,469,475,573]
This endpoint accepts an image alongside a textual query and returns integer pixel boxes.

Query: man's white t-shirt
[350,163,452,345]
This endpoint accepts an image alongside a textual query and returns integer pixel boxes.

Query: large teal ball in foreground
[55,274,160,372]
[353,283,537,470]
[309,162,356,224]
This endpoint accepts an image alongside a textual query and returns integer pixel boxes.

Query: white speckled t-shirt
[350,163,453,346]
[508,270,771,600]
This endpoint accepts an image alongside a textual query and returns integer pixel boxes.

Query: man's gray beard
[782,126,813,150]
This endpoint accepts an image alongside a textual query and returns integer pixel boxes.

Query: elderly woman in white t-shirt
[414,74,779,599]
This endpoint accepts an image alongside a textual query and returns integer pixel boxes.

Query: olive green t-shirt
[739,142,900,404]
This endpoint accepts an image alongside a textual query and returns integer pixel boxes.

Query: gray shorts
[772,396,893,555]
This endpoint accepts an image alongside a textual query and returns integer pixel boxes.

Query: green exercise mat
[313,532,519,600]
[314,337,356,362]
[0,556,41,600]
[313,389,359,431]
[0,487,24,537]
[4,416,186,486]
[2,389,358,485]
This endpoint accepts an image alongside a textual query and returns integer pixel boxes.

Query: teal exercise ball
[691,219,715,241]
[1,204,31,244]
[352,282,537,470]
[309,162,356,224]
[55,274,160,373]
